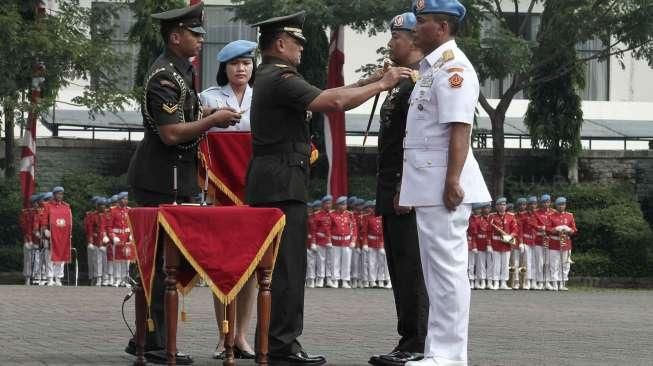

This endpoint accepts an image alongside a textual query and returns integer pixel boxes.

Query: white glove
[113,237,120,244]
[98,245,107,253]
[356,248,362,254]
[102,236,110,244]
[487,246,493,253]
[24,242,33,250]
[380,248,386,255]
[362,245,369,252]
[42,240,50,249]
[326,242,333,247]
[519,243,526,252]
[349,243,356,248]
[472,248,478,253]
[34,231,41,239]
[87,243,96,250]
[44,229,51,238]
[310,243,318,251]
[129,234,134,242]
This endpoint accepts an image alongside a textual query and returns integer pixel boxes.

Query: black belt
[253,142,309,157]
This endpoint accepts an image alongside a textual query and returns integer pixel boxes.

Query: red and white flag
[19,88,39,209]
[324,26,348,198]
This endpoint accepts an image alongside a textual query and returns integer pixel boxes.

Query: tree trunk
[3,100,16,178]
[567,155,579,183]
[490,113,506,198]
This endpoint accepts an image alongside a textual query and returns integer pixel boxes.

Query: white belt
[523,234,534,239]
[332,235,351,241]
[476,234,487,238]
[316,232,327,238]
[492,236,502,241]
[536,232,544,236]
[367,235,379,240]
[112,228,130,234]
[550,236,561,240]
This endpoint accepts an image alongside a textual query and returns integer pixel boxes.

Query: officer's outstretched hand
[210,107,242,128]
[378,67,414,91]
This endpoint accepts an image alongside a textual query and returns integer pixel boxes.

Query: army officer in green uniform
[126,2,241,364]
[247,11,413,365]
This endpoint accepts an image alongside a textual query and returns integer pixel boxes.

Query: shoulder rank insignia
[442,50,455,62]
[275,64,289,68]
[162,103,179,114]
[448,73,463,88]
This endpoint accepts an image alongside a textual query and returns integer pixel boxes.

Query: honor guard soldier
[305,201,318,288]
[362,201,390,288]
[467,203,481,289]
[515,197,531,289]
[84,197,98,285]
[349,198,365,289]
[125,2,240,363]
[369,12,429,366]
[93,198,111,286]
[108,192,132,287]
[313,195,333,288]
[39,190,58,286]
[488,197,519,290]
[400,1,492,364]
[328,196,356,288]
[20,195,39,285]
[549,197,577,291]
[534,194,555,290]
[246,10,411,364]
[32,193,48,285]
[473,202,493,290]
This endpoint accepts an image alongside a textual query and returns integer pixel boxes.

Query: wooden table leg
[164,237,180,366]
[256,245,275,365]
[223,300,237,366]
[133,280,146,366]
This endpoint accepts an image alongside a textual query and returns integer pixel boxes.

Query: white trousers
[562,249,572,281]
[315,246,327,279]
[533,246,545,282]
[306,249,316,280]
[361,250,370,282]
[522,245,533,280]
[548,249,562,282]
[32,249,46,280]
[467,251,476,280]
[415,204,471,362]
[367,248,389,282]
[340,247,352,281]
[490,251,510,281]
[23,246,34,278]
[87,246,97,280]
[96,249,108,279]
[350,248,361,280]
[326,246,340,280]
[474,251,488,280]
[48,262,64,279]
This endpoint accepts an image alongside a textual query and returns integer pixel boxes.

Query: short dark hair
[258,31,283,52]
[430,13,459,36]
[216,59,257,87]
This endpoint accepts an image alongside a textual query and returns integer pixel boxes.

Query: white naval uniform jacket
[399,40,491,207]
[199,84,252,132]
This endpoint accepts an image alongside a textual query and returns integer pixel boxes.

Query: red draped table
[128,205,285,366]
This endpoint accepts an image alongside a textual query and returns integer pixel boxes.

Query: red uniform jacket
[363,215,384,249]
[313,210,332,246]
[548,211,577,251]
[108,205,134,260]
[467,214,481,251]
[517,211,534,246]
[354,212,367,248]
[84,211,94,244]
[534,208,556,246]
[307,212,316,248]
[330,210,356,247]
[474,215,492,251]
[489,212,519,252]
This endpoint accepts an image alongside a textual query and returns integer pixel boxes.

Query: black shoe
[144,349,194,365]
[124,339,158,356]
[235,346,256,360]
[212,348,226,360]
[379,351,423,365]
[270,350,326,365]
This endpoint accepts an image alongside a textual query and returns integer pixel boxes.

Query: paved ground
[1,285,652,366]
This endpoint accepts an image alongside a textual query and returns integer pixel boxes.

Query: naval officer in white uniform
[401,1,491,365]
[200,39,256,132]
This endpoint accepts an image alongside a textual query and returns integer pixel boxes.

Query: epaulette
[507,212,515,216]
[442,50,455,62]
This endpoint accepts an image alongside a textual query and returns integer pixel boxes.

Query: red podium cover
[199,132,252,206]
[49,204,72,262]
[129,205,285,306]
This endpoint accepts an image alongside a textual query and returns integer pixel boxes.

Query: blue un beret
[480,202,492,208]
[217,40,257,63]
[390,12,417,32]
[52,186,64,193]
[412,0,466,21]
[347,196,358,206]
[30,194,40,203]
[43,192,53,200]
[321,195,333,203]
[555,197,567,205]
[540,194,551,202]
[516,197,527,205]
[118,191,129,200]
[496,197,507,204]
[528,196,538,204]
[336,196,348,205]
[312,200,322,207]
[471,202,481,210]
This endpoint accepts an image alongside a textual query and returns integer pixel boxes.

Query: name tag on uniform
[419,74,434,88]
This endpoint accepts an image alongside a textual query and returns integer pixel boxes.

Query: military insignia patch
[56,218,67,227]
[449,73,464,88]
[442,50,455,62]
[415,0,426,11]
[162,103,178,114]
[393,15,404,28]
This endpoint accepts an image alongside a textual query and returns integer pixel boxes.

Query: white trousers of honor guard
[326,246,340,280]
[23,246,34,279]
[474,251,488,280]
[522,245,533,280]
[87,246,97,280]
[562,249,571,281]
[533,245,545,282]
[350,248,361,281]
[467,251,475,280]
[548,249,562,282]
[314,246,327,279]
[306,249,316,280]
[415,204,471,362]
[490,251,510,281]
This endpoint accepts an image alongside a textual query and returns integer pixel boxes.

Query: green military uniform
[247,11,325,361]
[125,3,204,364]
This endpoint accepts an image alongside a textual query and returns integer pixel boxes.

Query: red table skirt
[128,205,285,306]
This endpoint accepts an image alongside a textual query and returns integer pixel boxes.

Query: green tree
[524,0,584,181]
[460,0,653,196]
[0,0,132,178]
